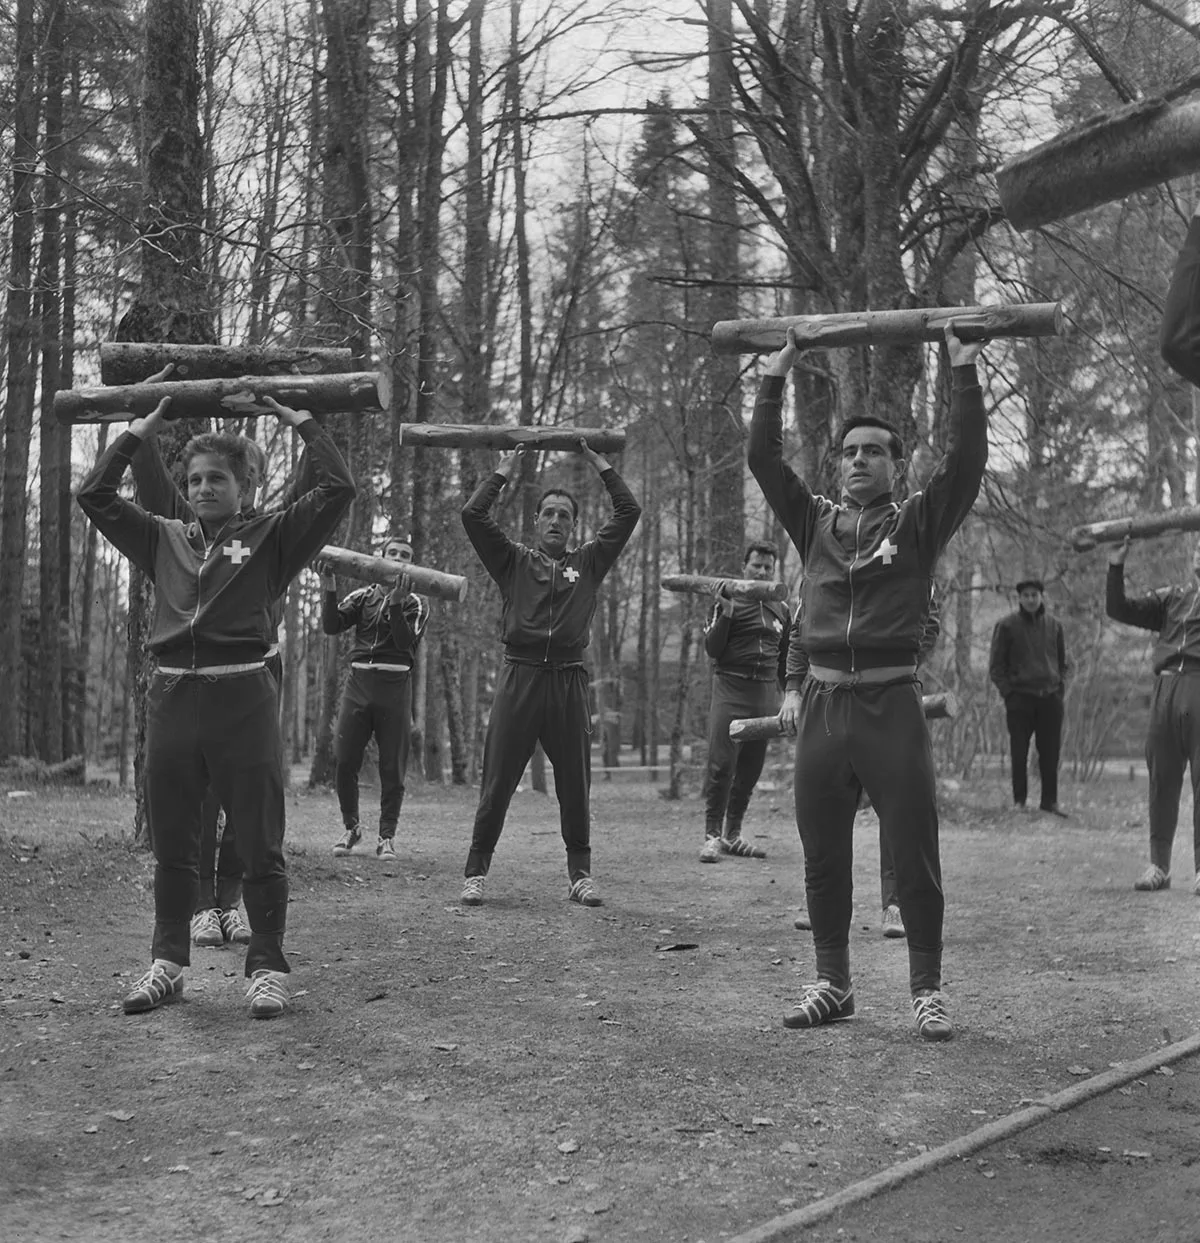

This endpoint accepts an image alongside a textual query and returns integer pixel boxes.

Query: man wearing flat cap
[989,579,1070,816]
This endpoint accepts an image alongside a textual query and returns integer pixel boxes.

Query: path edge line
[727,1030,1200,1243]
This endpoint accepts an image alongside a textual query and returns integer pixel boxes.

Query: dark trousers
[145,668,288,977]
[1005,690,1063,808]
[195,650,279,911]
[703,672,778,835]
[197,787,243,911]
[793,678,942,993]
[466,661,592,882]
[333,667,413,837]
[1146,672,1200,873]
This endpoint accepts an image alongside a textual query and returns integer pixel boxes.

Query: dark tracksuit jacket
[324,583,430,835]
[1107,564,1200,869]
[78,421,355,975]
[989,604,1068,808]
[462,468,641,880]
[702,594,790,833]
[129,437,310,911]
[749,364,986,993]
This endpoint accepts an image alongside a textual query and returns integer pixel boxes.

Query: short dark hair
[537,488,578,522]
[380,533,412,553]
[744,541,777,566]
[1015,578,1044,594]
[182,433,252,489]
[838,415,905,461]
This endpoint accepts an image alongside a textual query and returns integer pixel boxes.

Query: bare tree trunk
[441,631,468,784]
[705,0,744,572]
[0,0,41,759]
[37,0,67,763]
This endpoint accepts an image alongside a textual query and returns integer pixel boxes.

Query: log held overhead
[54,371,389,424]
[318,545,468,604]
[710,303,1063,355]
[1069,505,1200,552]
[998,93,1200,232]
[661,574,788,603]
[99,343,355,386]
[398,424,626,453]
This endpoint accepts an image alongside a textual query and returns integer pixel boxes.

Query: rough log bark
[729,692,955,740]
[55,371,388,424]
[998,94,1200,232]
[1069,505,1200,551]
[398,423,625,452]
[711,303,1063,355]
[318,544,468,603]
[661,573,787,602]
[99,342,354,385]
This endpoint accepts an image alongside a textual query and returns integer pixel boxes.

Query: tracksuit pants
[197,787,243,911]
[466,660,592,882]
[1146,671,1200,873]
[703,671,778,837]
[1004,690,1063,808]
[144,667,288,977]
[333,666,413,838]
[793,677,942,994]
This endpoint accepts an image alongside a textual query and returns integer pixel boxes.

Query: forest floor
[3,762,1200,1242]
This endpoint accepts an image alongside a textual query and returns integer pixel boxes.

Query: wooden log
[99,343,355,386]
[729,692,956,741]
[998,93,1200,232]
[317,545,468,604]
[661,573,788,603]
[1069,505,1200,552]
[54,371,389,425]
[711,303,1063,355]
[398,423,626,453]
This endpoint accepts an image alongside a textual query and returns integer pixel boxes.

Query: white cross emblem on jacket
[872,537,898,567]
[563,566,580,583]
[223,539,252,565]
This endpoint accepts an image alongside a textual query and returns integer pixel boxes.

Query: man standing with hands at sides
[323,537,429,862]
[1106,535,1200,893]
[989,579,1070,817]
[77,393,355,1019]
[751,322,987,1041]
[699,542,790,863]
[460,438,641,908]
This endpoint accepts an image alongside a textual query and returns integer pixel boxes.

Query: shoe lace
[913,991,948,1028]
[571,877,596,900]
[246,972,288,1005]
[463,876,484,896]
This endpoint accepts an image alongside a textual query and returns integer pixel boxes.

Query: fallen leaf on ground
[433,1043,458,1052]
[1066,1065,1090,1076]
[557,1139,580,1154]
[105,1109,134,1121]
[1155,1065,1175,1077]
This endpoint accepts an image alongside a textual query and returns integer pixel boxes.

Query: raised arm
[1161,203,1200,387]
[462,451,521,586]
[747,331,818,557]
[1105,539,1167,632]
[584,451,641,580]
[703,586,735,659]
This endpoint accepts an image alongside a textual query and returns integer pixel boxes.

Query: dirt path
[2,770,1198,1241]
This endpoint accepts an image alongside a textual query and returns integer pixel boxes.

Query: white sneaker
[699,836,722,863]
[461,875,485,906]
[246,969,289,1019]
[191,908,224,947]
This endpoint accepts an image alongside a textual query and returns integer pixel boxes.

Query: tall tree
[0,0,41,759]
[120,0,215,835]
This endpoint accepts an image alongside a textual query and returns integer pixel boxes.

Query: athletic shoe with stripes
[881,904,906,939]
[219,907,251,945]
[1134,864,1170,891]
[376,836,396,861]
[722,836,767,859]
[699,836,722,863]
[569,876,602,907]
[782,980,854,1029]
[191,908,224,947]
[246,969,290,1019]
[333,825,362,857]
[912,988,952,1041]
[123,961,184,1014]
[461,875,485,906]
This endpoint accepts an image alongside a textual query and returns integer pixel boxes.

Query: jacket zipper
[545,556,556,662]
[846,509,864,672]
